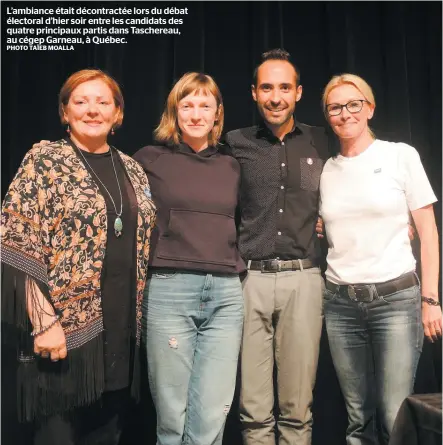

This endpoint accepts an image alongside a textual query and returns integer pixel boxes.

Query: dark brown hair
[252,48,301,86]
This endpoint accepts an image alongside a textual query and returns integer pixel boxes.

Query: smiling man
[226,49,330,445]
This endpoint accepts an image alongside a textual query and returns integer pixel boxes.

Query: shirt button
[282,142,285,146]
[281,163,286,167]
[278,231,282,235]
[279,209,283,213]
[280,185,285,189]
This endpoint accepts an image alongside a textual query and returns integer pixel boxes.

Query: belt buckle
[347,285,356,299]
[270,259,282,272]
[261,259,281,273]
[261,260,273,273]
[271,259,282,272]
[348,285,373,302]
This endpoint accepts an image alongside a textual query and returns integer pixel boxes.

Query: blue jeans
[143,270,244,445]
[323,281,423,445]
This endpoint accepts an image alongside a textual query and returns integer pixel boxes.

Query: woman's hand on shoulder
[316,216,324,238]
[34,321,67,362]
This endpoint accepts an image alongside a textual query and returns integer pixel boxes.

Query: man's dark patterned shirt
[225,120,330,262]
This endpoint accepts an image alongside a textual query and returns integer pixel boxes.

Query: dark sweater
[133,143,245,274]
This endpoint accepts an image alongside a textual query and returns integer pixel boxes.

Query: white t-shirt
[319,139,437,284]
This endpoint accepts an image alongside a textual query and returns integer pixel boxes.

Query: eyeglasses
[325,99,370,117]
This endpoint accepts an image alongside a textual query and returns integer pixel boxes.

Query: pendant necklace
[75,143,124,237]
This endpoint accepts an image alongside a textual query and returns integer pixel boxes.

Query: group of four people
[1,48,441,445]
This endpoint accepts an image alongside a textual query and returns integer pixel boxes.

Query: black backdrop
[1,2,442,444]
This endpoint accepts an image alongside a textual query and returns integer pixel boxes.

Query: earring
[66,124,70,134]
[111,127,115,136]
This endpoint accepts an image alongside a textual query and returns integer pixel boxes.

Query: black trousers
[34,388,131,445]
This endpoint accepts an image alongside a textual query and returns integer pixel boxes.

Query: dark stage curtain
[1,2,441,445]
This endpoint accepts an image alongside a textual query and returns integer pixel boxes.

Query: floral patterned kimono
[1,140,156,421]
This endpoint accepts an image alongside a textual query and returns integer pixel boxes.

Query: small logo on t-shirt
[374,168,382,173]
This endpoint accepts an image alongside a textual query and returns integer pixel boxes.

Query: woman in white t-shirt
[319,73,442,445]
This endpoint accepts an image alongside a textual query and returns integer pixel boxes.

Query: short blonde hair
[154,72,224,146]
[322,73,376,137]
[59,69,124,128]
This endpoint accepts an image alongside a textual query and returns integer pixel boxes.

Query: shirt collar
[256,116,303,141]
[176,142,219,157]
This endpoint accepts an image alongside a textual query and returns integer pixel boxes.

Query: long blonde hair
[154,72,224,146]
[322,73,376,138]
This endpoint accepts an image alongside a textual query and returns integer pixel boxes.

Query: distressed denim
[142,270,244,445]
[323,282,423,445]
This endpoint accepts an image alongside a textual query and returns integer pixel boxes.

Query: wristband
[31,314,61,337]
[421,296,440,306]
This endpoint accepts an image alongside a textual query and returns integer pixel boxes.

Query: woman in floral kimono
[1,69,156,445]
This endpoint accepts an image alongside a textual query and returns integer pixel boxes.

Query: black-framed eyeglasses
[325,99,370,117]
